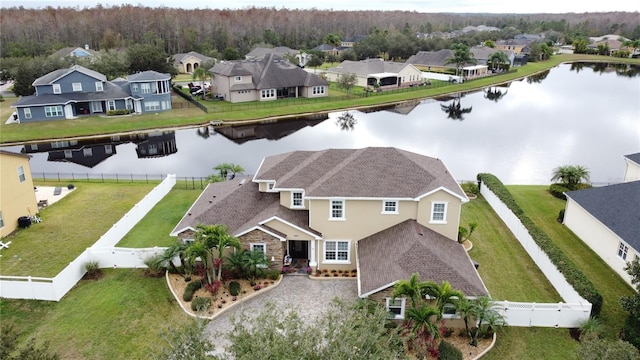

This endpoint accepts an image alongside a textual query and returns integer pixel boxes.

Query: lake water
[3,62,639,185]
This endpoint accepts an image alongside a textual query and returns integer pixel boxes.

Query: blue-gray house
[11,65,172,123]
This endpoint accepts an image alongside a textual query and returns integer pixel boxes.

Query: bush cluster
[438,340,462,360]
[477,173,603,316]
[190,297,211,312]
[461,181,480,196]
[106,109,133,116]
[183,280,203,302]
[548,183,569,200]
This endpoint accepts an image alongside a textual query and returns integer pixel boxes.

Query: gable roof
[406,50,455,67]
[173,51,212,63]
[254,147,466,200]
[13,81,134,108]
[624,153,640,166]
[565,181,640,251]
[470,47,515,61]
[312,44,337,52]
[327,58,418,77]
[170,176,320,238]
[211,54,328,91]
[127,70,171,82]
[33,65,106,85]
[245,46,298,59]
[358,219,489,297]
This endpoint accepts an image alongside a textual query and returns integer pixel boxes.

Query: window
[386,297,405,319]
[235,76,242,82]
[251,243,267,267]
[95,82,103,91]
[267,183,275,191]
[292,191,303,207]
[107,101,116,111]
[141,83,151,94]
[126,99,133,110]
[64,150,72,158]
[261,89,275,99]
[52,84,61,94]
[144,101,161,111]
[324,240,349,262]
[312,86,325,95]
[0,211,4,228]
[17,166,26,183]
[430,202,447,223]
[24,108,32,119]
[330,199,345,220]
[30,144,38,151]
[132,83,139,92]
[83,148,93,157]
[618,242,629,261]
[442,303,460,319]
[91,101,103,113]
[44,106,63,117]
[51,141,69,148]
[382,200,398,214]
[105,145,113,154]
[72,82,82,91]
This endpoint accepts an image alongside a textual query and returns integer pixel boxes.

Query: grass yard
[0,269,190,359]
[0,181,156,277]
[507,185,635,338]
[117,186,203,248]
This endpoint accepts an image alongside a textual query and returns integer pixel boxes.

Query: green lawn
[0,181,156,277]
[0,269,191,360]
[507,185,635,338]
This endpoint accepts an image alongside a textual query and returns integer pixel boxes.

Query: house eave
[259,216,322,240]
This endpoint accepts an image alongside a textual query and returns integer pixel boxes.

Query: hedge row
[477,173,603,316]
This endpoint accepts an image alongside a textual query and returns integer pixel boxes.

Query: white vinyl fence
[480,181,592,327]
[0,175,176,301]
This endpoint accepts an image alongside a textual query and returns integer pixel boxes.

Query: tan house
[563,153,640,287]
[0,150,38,238]
[173,51,214,74]
[325,58,423,90]
[209,54,328,103]
[170,147,488,317]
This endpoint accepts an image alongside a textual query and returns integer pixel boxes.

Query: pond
[3,62,639,185]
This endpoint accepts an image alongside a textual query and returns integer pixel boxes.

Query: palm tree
[241,249,269,282]
[191,224,241,283]
[405,304,441,352]
[161,241,189,276]
[184,235,215,284]
[393,273,425,308]
[228,164,244,180]
[468,296,505,346]
[422,280,465,319]
[444,43,476,79]
[550,165,590,190]
[455,296,476,339]
[487,51,510,72]
[192,67,207,96]
[206,224,242,282]
[214,163,233,180]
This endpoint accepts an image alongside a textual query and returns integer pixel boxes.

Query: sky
[2,0,639,13]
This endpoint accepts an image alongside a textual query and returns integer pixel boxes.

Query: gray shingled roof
[211,54,327,91]
[470,47,514,61]
[170,176,319,238]
[245,46,298,59]
[358,219,489,297]
[173,51,213,64]
[405,50,455,67]
[13,82,133,108]
[254,147,466,199]
[33,65,106,85]
[127,70,170,82]
[624,153,640,165]
[565,181,640,251]
[327,59,413,77]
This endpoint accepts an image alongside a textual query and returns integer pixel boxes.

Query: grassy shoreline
[1,54,637,145]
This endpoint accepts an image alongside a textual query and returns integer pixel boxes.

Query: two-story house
[170,147,488,314]
[11,65,172,123]
[0,150,38,238]
[209,53,328,103]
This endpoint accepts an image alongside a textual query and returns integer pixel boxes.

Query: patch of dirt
[82,271,104,280]
[167,273,278,318]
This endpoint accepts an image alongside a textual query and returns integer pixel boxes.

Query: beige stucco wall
[262,219,313,240]
[416,190,462,241]
[0,153,38,238]
[623,159,640,182]
[279,191,307,209]
[564,198,635,286]
[398,66,423,85]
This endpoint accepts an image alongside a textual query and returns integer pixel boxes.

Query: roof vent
[239,178,247,186]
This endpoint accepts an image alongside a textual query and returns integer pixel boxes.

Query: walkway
[206,276,358,356]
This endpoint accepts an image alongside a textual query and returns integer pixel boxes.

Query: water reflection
[526,69,550,83]
[570,62,640,77]
[335,112,357,131]
[483,84,510,103]
[213,113,329,144]
[22,131,177,168]
[438,93,473,120]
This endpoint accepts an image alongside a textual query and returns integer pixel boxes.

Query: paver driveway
[206,276,358,355]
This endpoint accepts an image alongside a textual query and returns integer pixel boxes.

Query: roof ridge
[306,148,366,195]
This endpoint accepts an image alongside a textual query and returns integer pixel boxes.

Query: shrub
[204,280,221,296]
[477,173,603,316]
[228,281,241,296]
[557,209,565,223]
[183,280,203,302]
[190,297,211,312]
[268,270,280,280]
[106,109,133,116]
[143,254,165,277]
[548,183,569,200]
[438,341,462,360]
[83,260,102,279]
[461,181,480,196]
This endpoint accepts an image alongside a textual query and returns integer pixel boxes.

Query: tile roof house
[209,54,328,103]
[170,147,488,316]
[563,153,640,286]
[11,65,172,123]
[173,51,214,74]
[325,58,423,89]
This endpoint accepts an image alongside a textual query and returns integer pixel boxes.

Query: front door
[288,240,308,260]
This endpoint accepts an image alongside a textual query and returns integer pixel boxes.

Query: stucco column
[309,239,317,267]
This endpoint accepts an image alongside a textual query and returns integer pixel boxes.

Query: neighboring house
[50,45,101,62]
[563,153,640,286]
[470,46,516,67]
[311,44,340,57]
[623,153,640,182]
[405,49,456,72]
[0,150,38,238]
[173,51,214,74]
[494,39,532,54]
[340,35,367,48]
[170,147,488,317]
[245,47,299,60]
[325,58,423,89]
[588,39,623,55]
[11,65,172,123]
[209,54,328,103]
